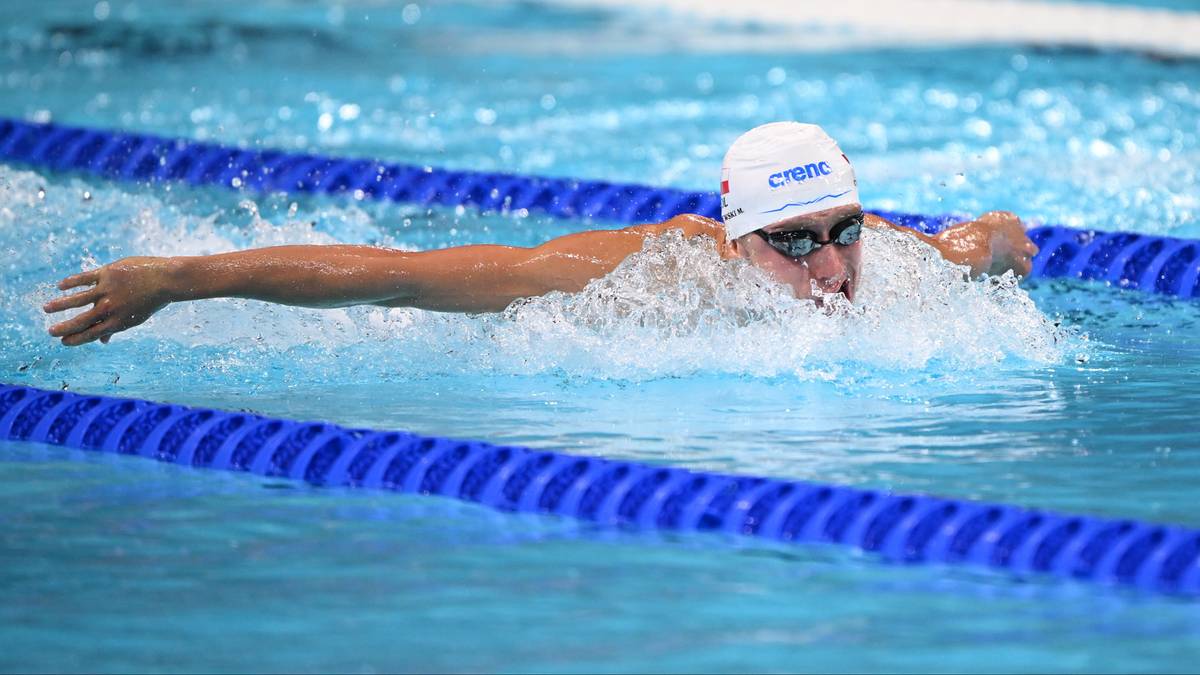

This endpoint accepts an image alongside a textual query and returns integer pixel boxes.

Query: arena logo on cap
[768,161,832,189]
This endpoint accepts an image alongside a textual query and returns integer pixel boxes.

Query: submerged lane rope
[1,382,1197,596]
[1,117,1197,298]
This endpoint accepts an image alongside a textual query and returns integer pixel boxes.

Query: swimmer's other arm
[867,210,1038,279]
[43,216,718,346]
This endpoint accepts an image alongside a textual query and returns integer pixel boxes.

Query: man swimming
[44,122,1037,346]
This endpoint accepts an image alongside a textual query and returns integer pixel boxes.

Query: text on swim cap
[768,162,832,188]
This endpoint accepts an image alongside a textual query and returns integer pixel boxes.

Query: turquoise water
[2,0,1200,672]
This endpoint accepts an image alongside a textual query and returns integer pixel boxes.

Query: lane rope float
[2,382,1197,596]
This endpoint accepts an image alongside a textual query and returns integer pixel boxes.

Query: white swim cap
[720,122,859,241]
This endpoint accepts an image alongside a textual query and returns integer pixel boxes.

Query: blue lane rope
[1,382,1198,596]
[1,118,1197,298]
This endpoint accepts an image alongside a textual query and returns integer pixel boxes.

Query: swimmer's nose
[804,244,849,293]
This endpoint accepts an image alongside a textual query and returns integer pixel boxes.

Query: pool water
[2,0,1200,672]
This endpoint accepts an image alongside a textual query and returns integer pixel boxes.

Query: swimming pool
[2,0,1200,672]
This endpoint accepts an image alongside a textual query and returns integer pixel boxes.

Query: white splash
[6,165,1074,382]
[461,228,1071,380]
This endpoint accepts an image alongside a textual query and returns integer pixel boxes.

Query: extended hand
[43,257,176,346]
[936,211,1039,278]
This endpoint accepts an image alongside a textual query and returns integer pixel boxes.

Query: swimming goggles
[753,213,864,258]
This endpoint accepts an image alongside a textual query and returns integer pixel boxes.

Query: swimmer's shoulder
[548,214,725,267]
[622,213,725,241]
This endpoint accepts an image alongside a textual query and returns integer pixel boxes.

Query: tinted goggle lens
[834,220,863,245]
[771,234,820,257]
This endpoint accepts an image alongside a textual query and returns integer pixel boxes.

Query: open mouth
[812,279,851,308]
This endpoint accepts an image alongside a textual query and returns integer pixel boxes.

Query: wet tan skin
[43,207,1036,347]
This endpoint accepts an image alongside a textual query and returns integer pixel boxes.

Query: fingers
[1017,231,1038,273]
[1016,247,1035,277]
[43,288,101,314]
[58,269,100,291]
[981,210,1019,222]
[61,319,117,347]
[979,210,1028,238]
[48,304,107,338]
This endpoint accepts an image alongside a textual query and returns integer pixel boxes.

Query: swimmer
[44,122,1037,346]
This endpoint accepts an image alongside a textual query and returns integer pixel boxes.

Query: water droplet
[474,108,497,125]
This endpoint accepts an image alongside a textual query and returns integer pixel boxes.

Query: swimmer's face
[729,203,864,303]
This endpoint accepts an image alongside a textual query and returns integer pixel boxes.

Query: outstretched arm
[867,210,1038,279]
[43,215,718,346]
